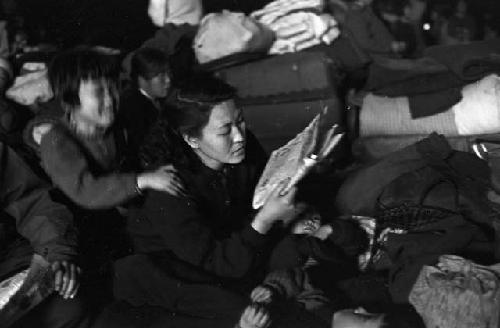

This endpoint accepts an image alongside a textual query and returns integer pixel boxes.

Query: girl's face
[188,100,246,170]
[74,79,115,128]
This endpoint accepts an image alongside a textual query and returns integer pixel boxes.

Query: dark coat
[118,87,161,170]
[113,132,272,315]
[125,132,268,283]
[0,142,78,280]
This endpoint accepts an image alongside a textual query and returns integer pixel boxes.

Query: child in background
[119,47,173,170]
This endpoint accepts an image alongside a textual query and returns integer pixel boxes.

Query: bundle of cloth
[354,39,500,161]
[193,10,275,64]
[193,0,341,64]
[6,68,52,108]
[252,0,340,54]
[410,255,500,328]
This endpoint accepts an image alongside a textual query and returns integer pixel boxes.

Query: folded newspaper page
[252,109,343,209]
[0,254,54,327]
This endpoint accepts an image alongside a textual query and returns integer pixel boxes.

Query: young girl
[34,47,184,209]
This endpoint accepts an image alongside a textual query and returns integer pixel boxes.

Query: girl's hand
[137,165,186,197]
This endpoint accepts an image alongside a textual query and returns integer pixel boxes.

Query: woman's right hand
[137,165,186,197]
[252,179,303,233]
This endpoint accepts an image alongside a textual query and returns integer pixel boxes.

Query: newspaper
[0,254,54,327]
[252,109,343,209]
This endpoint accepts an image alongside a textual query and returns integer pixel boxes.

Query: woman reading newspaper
[112,75,342,328]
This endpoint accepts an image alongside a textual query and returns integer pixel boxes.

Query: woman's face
[333,308,385,328]
[74,79,115,128]
[190,100,246,170]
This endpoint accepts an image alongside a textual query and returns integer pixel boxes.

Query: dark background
[3,0,500,52]
[4,0,271,51]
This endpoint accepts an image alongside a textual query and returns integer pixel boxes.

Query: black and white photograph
[0,0,500,327]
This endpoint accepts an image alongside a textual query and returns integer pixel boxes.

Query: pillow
[6,69,53,107]
[193,10,275,64]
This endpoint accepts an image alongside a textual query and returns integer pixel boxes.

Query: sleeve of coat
[262,268,305,299]
[40,126,138,209]
[143,190,270,279]
[0,142,78,263]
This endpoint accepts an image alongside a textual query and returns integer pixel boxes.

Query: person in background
[0,141,90,328]
[342,0,404,60]
[374,0,418,57]
[441,0,476,45]
[424,2,451,46]
[119,47,173,170]
[483,14,500,40]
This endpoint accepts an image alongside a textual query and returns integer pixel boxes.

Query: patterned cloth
[410,255,500,328]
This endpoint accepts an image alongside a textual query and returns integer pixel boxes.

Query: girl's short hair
[167,73,236,138]
[48,47,120,110]
[130,47,171,82]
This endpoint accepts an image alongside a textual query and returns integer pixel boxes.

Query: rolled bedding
[360,74,500,137]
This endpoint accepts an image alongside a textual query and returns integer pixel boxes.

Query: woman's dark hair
[139,74,236,170]
[382,305,425,328]
[130,47,171,82]
[167,73,236,138]
[48,47,120,111]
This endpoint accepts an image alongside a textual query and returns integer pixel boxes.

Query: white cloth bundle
[6,69,53,107]
[252,0,340,54]
[147,0,202,27]
[193,11,274,64]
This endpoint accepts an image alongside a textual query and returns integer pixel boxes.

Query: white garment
[148,0,202,27]
[252,0,340,54]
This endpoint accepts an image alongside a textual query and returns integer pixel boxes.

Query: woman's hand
[51,260,81,299]
[137,165,186,197]
[238,304,272,328]
[252,179,304,233]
